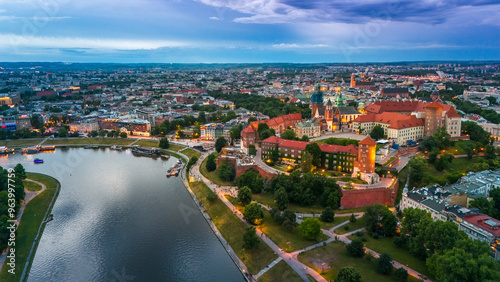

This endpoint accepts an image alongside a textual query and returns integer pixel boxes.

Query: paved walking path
[255,257,282,278]
[129,138,142,145]
[0,178,48,273]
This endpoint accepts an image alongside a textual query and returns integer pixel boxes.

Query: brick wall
[341,181,399,208]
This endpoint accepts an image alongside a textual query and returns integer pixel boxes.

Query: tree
[364,204,396,236]
[469,197,493,216]
[257,123,269,139]
[242,226,260,249]
[119,132,127,138]
[14,164,26,179]
[301,151,314,173]
[305,142,322,166]
[490,188,500,218]
[198,111,206,123]
[259,128,275,140]
[58,127,68,137]
[281,129,297,140]
[159,138,170,149]
[205,154,217,172]
[187,156,198,170]
[215,137,227,153]
[394,268,408,281]
[299,217,321,240]
[248,145,256,156]
[238,186,252,205]
[370,124,384,140]
[248,116,257,123]
[243,203,264,225]
[428,149,439,164]
[301,135,310,142]
[401,208,432,238]
[346,239,364,257]
[349,214,357,223]
[335,267,361,282]
[230,124,243,140]
[98,130,107,138]
[485,144,496,159]
[283,209,296,223]
[88,130,98,137]
[427,247,500,282]
[31,115,42,129]
[282,219,296,232]
[274,187,289,210]
[217,164,236,182]
[321,207,335,222]
[376,253,392,275]
[408,157,426,186]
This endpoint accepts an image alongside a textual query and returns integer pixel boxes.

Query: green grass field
[259,210,329,252]
[44,138,134,146]
[168,143,187,151]
[0,173,60,282]
[298,241,419,282]
[134,140,160,147]
[0,139,44,147]
[334,217,365,235]
[188,181,277,274]
[181,148,201,159]
[199,154,234,186]
[22,180,43,191]
[348,232,430,277]
[257,260,303,282]
[319,216,351,231]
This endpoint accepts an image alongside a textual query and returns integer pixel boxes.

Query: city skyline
[0,0,499,63]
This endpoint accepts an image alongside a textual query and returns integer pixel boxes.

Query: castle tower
[325,99,333,130]
[350,74,356,88]
[424,101,443,137]
[309,84,324,118]
[352,136,380,184]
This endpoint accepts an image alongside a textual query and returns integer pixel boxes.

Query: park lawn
[134,140,159,147]
[23,180,43,191]
[259,211,329,253]
[199,154,234,186]
[348,233,431,277]
[258,260,303,282]
[44,138,134,146]
[0,139,44,147]
[168,143,187,151]
[0,173,60,282]
[181,148,201,160]
[252,193,326,214]
[320,216,351,231]
[188,181,277,274]
[334,217,365,235]
[336,207,366,214]
[298,241,419,282]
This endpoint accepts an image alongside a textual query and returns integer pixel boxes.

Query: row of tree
[398,207,500,281]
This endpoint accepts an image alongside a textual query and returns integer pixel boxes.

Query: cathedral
[310,87,361,131]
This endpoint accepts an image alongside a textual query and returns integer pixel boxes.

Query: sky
[0,0,499,63]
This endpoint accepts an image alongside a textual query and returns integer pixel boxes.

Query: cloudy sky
[0,0,499,63]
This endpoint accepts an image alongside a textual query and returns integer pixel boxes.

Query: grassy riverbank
[0,173,60,282]
[188,181,278,274]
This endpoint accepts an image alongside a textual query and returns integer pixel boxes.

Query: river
[0,148,244,281]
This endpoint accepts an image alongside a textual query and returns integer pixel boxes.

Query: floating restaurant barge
[21,145,56,154]
[131,145,161,157]
[0,146,15,154]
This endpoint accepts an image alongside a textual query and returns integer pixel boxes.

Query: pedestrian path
[129,138,142,146]
[255,257,282,278]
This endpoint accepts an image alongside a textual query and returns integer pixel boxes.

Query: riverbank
[0,173,61,282]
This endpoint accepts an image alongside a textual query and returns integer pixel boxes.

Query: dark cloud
[281,0,499,24]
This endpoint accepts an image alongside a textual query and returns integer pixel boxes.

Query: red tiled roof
[425,101,443,109]
[278,138,308,150]
[241,125,256,134]
[261,136,280,144]
[446,106,461,118]
[354,112,425,130]
[359,136,377,145]
[463,214,500,236]
[318,143,358,154]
